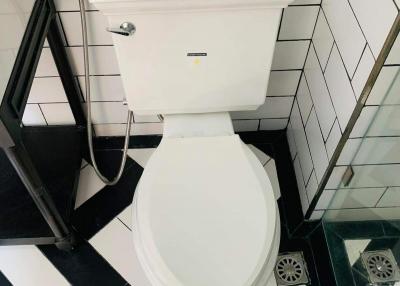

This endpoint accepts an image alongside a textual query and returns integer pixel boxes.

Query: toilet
[90,0,293,285]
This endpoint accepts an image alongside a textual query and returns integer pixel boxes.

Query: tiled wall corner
[287,0,399,219]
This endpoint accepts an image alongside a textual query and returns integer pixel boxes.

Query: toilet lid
[134,135,277,286]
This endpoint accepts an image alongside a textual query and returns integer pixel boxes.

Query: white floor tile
[267,70,302,96]
[324,45,357,131]
[40,103,76,125]
[305,109,329,183]
[351,46,375,99]
[345,239,371,266]
[272,40,310,70]
[89,218,152,286]
[322,0,366,76]
[247,145,271,166]
[264,159,281,200]
[312,11,334,70]
[75,164,106,209]
[0,245,69,286]
[278,6,320,40]
[304,45,336,140]
[259,118,288,130]
[349,0,397,58]
[127,148,156,168]
[118,205,133,229]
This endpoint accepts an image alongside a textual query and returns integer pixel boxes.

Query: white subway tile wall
[23,1,321,134]
[287,0,399,218]
[21,0,400,220]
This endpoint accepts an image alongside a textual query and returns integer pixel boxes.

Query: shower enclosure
[318,15,400,285]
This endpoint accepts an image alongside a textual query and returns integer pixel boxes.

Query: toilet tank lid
[89,0,294,13]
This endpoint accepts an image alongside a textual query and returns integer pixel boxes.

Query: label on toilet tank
[187,53,207,57]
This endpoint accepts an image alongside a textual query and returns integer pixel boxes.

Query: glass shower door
[324,67,400,222]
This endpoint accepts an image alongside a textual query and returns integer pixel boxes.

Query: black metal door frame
[0,0,86,250]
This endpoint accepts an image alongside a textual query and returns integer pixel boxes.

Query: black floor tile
[325,221,385,240]
[324,224,360,286]
[0,271,12,286]
[382,220,400,237]
[73,150,143,240]
[39,236,127,286]
[309,224,336,286]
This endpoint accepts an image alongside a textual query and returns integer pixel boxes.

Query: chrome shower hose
[79,0,133,186]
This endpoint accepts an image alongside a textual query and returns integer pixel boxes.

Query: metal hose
[79,0,133,186]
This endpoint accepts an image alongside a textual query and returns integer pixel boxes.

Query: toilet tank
[90,0,292,115]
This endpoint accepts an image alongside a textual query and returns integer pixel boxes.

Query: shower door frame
[0,0,86,250]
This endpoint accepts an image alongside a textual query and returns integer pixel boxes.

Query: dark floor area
[325,220,400,285]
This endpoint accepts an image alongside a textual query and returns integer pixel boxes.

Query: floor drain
[274,252,309,285]
[361,249,400,284]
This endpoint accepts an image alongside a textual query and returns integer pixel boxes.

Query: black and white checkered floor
[0,145,280,286]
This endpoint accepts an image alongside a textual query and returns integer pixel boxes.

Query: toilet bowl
[88,1,294,284]
[132,113,280,286]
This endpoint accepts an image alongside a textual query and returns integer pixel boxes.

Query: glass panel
[0,0,36,102]
[324,67,400,222]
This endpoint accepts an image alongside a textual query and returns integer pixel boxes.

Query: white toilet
[90,0,293,285]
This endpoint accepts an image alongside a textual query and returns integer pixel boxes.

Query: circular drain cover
[367,253,394,281]
[275,255,304,284]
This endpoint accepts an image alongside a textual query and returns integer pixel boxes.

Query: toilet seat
[133,134,279,286]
